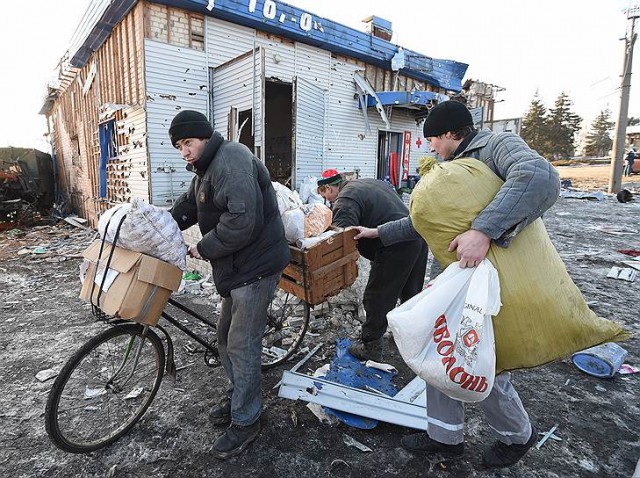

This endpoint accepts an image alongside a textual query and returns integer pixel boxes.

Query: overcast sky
[0,0,638,150]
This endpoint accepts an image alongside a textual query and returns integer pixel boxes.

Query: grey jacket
[378,131,560,248]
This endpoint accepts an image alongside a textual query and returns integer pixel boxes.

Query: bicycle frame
[160,297,218,353]
[106,330,150,390]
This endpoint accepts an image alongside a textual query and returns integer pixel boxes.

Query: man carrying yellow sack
[354,100,560,468]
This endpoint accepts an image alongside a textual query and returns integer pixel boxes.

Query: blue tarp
[320,338,398,429]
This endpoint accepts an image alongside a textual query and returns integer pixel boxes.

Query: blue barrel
[571,343,628,378]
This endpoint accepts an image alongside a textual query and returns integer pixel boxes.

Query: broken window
[98,120,117,198]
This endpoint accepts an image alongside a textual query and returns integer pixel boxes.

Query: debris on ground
[1,177,639,477]
[560,189,605,200]
[35,369,58,382]
[607,266,638,282]
[342,434,372,452]
[536,424,560,449]
[619,364,640,375]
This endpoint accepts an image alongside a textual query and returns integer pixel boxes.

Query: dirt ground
[1,167,639,478]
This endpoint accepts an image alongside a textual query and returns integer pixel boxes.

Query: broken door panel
[212,47,265,157]
[293,76,326,189]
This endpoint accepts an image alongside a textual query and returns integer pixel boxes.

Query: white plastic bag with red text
[387,259,501,402]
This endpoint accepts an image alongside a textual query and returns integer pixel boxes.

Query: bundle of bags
[272,181,332,245]
[405,157,628,375]
[98,198,188,270]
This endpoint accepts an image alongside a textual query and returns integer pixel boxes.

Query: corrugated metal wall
[293,77,326,187]
[203,15,429,184]
[211,48,264,154]
[294,42,331,88]
[206,17,255,67]
[144,39,208,206]
[324,57,375,176]
[256,32,295,82]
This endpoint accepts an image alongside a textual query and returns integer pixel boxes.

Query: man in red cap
[317,169,428,362]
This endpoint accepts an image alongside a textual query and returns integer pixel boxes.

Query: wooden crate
[278,227,360,305]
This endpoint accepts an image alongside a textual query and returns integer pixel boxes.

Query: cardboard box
[80,240,183,326]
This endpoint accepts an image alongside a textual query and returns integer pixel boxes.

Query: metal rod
[167,297,217,329]
[160,311,216,352]
[273,342,323,389]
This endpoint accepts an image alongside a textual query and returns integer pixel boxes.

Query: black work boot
[208,398,231,425]
[481,425,537,468]
[348,337,384,362]
[211,419,262,460]
[401,432,464,457]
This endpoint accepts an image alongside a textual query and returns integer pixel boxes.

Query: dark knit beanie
[169,110,214,147]
[422,101,474,138]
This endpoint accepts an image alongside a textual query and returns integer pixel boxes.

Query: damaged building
[40,0,468,227]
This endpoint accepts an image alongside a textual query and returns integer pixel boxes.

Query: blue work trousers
[217,272,280,426]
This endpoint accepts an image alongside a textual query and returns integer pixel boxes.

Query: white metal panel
[116,105,150,201]
[212,48,264,151]
[144,39,208,206]
[294,42,331,89]
[324,57,377,177]
[206,17,255,67]
[294,77,326,189]
[257,36,295,82]
[279,372,428,431]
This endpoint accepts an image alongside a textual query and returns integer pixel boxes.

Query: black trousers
[361,239,428,342]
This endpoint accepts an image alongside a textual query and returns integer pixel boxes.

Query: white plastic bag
[282,203,332,243]
[98,199,188,270]
[272,181,303,215]
[387,260,501,402]
[298,176,325,205]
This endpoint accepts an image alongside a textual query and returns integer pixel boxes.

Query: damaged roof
[65,0,468,92]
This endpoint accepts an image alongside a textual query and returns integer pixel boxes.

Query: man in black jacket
[317,171,427,361]
[169,110,290,460]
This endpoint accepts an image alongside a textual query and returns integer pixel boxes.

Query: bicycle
[44,226,357,454]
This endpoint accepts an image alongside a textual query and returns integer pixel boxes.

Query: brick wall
[182,226,212,276]
[145,4,204,51]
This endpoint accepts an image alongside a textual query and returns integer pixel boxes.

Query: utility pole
[609,5,639,194]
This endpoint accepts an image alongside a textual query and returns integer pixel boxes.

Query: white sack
[387,260,501,402]
[299,176,325,205]
[272,181,303,215]
[98,198,188,270]
[282,203,332,243]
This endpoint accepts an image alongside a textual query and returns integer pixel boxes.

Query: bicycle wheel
[261,289,310,369]
[45,323,165,453]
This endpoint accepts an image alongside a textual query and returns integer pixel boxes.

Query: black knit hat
[423,101,474,138]
[169,110,214,147]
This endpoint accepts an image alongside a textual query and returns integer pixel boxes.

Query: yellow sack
[410,158,629,372]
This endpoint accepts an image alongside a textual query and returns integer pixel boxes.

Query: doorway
[377,131,403,187]
[264,81,293,186]
[237,109,254,152]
